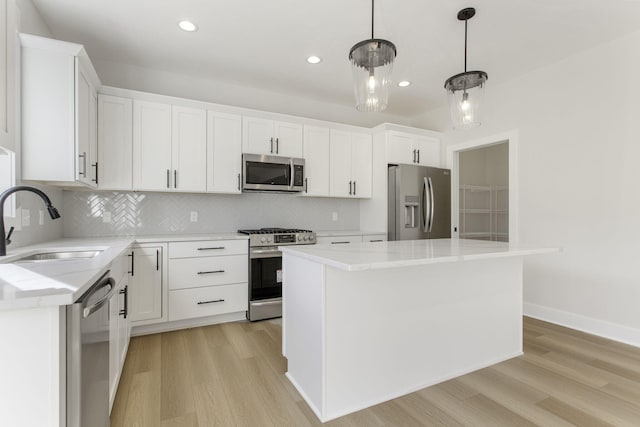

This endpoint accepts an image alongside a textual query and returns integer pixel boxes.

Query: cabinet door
[351,132,372,198]
[387,132,414,165]
[171,106,206,192]
[413,136,440,167]
[98,95,133,190]
[242,116,274,155]
[302,125,330,196]
[207,111,242,193]
[274,121,303,157]
[329,130,353,198]
[88,87,98,186]
[129,246,163,323]
[76,64,92,185]
[133,101,172,191]
[108,285,120,410]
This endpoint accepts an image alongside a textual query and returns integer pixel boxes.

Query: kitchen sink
[13,250,103,262]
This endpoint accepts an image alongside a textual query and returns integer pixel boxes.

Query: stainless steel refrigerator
[388,164,451,240]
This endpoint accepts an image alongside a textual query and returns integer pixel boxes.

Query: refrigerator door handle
[422,177,430,232]
[428,177,435,233]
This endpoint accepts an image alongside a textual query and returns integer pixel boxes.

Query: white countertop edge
[315,230,386,237]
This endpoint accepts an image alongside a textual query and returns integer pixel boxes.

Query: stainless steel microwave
[242,154,305,192]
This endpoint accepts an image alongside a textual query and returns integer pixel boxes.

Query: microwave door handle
[289,158,294,189]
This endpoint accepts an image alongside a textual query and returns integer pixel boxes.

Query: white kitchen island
[280,238,557,422]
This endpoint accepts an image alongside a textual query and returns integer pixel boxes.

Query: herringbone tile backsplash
[63,191,360,237]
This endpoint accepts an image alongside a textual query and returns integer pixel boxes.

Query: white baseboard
[131,311,247,336]
[524,303,640,348]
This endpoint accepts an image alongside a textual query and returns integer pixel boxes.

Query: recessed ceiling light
[398,81,411,87]
[306,56,322,64]
[178,20,198,32]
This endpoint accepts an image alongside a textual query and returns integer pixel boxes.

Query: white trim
[524,303,640,349]
[130,310,246,336]
[446,130,519,243]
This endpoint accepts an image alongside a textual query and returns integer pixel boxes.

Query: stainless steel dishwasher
[67,270,116,427]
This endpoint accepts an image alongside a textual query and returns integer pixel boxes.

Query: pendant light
[444,7,488,129]
[349,0,397,112]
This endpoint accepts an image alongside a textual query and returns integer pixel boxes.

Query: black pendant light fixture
[444,7,488,129]
[349,0,397,112]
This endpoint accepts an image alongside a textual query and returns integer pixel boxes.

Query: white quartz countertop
[315,230,385,237]
[0,233,249,311]
[280,238,559,271]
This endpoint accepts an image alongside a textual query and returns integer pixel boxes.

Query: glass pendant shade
[349,39,396,112]
[445,70,487,128]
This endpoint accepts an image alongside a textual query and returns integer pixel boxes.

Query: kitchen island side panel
[323,256,523,421]
[282,254,326,418]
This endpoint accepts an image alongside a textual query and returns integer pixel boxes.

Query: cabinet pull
[369,239,383,242]
[276,137,279,154]
[348,180,352,195]
[78,152,87,177]
[91,162,98,183]
[119,285,128,319]
[197,299,225,305]
[417,150,420,164]
[237,173,241,191]
[166,169,170,188]
[174,170,177,189]
[270,137,274,153]
[353,181,356,196]
[413,149,416,163]
[331,241,350,244]
[197,246,225,251]
[197,270,225,275]
[156,249,159,271]
[128,251,135,276]
[304,178,308,193]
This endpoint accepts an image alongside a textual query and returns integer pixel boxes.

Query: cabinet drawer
[315,235,362,245]
[363,234,387,243]
[169,283,248,321]
[168,255,248,290]
[169,239,248,259]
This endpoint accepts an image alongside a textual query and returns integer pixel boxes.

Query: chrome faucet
[0,186,61,256]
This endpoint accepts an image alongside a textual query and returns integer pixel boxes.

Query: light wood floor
[110,317,640,426]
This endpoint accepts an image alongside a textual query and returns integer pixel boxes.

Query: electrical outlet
[332,212,338,221]
[103,211,112,223]
[190,211,198,223]
[39,210,44,225]
[21,209,31,227]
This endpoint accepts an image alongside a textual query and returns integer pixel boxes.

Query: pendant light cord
[464,18,468,73]
[371,0,375,39]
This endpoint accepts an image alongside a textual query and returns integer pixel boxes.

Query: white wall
[415,30,640,346]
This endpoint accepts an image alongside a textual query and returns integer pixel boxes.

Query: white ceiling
[30,0,640,118]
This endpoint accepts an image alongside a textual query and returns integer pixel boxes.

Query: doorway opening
[446,131,518,243]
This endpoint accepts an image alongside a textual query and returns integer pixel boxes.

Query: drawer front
[315,235,362,245]
[363,234,387,243]
[169,283,248,321]
[168,255,248,290]
[169,239,248,259]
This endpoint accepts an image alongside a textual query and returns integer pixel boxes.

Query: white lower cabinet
[167,239,248,322]
[129,245,165,324]
[109,250,132,412]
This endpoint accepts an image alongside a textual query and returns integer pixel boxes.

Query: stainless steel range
[238,228,316,321]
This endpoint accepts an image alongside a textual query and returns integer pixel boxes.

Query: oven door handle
[250,248,282,258]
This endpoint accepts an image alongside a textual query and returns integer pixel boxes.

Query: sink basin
[14,250,103,262]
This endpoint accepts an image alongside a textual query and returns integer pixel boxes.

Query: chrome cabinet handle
[78,152,87,177]
[174,170,177,189]
[91,162,98,183]
[197,299,224,305]
[270,137,274,153]
[197,270,225,275]
[166,169,170,188]
[197,246,225,250]
[237,173,241,191]
[349,181,353,195]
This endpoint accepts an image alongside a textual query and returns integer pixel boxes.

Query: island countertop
[279,238,559,271]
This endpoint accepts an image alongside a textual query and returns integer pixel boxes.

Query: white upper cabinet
[207,111,242,193]
[133,101,206,192]
[98,95,133,190]
[242,116,302,157]
[329,130,372,198]
[133,100,172,191]
[387,130,440,167]
[302,125,330,197]
[171,106,207,192]
[20,34,101,187]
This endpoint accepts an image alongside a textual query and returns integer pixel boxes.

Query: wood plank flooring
[111,317,640,426]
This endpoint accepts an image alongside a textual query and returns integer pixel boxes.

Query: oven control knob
[267,236,272,242]
[260,237,266,243]
[297,235,302,241]
[304,235,309,241]
[309,235,315,241]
